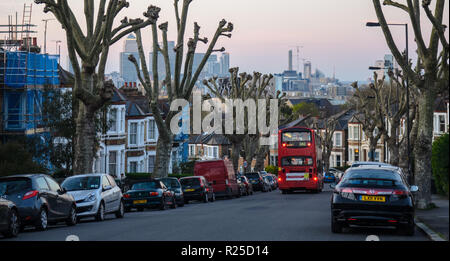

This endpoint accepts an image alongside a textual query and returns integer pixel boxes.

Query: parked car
[159,177,185,207]
[271,174,279,188]
[330,166,418,235]
[239,176,253,196]
[264,175,277,191]
[122,179,176,211]
[350,161,392,168]
[262,175,273,192]
[0,174,77,231]
[324,172,336,183]
[180,176,215,203]
[194,159,240,198]
[236,176,246,197]
[244,172,269,192]
[61,174,124,221]
[0,198,19,238]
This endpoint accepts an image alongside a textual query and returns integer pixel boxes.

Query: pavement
[415,194,449,241]
[2,185,429,241]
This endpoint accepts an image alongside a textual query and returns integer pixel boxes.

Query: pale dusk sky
[1,0,448,81]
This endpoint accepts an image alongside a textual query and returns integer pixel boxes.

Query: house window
[148,156,155,173]
[108,151,117,176]
[354,149,360,161]
[439,115,446,133]
[334,132,342,147]
[353,126,359,140]
[375,151,380,162]
[129,161,137,173]
[148,119,156,140]
[109,109,117,132]
[213,147,218,158]
[129,122,138,145]
[189,145,195,157]
[336,154,341,167]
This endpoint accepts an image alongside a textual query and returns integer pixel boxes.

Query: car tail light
[149,192,159,196]
[282,143,287,147]
[391,189,408,201]
[23,190,39,200]
[123,194,130,199]
[388,220,398,223]
[313,176,318,182]
[278,177,282,182]
[307,142,311,147]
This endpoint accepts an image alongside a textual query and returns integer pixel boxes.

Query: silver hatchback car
[61,174,124,221]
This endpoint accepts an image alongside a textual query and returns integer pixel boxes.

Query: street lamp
[366,21,411,183]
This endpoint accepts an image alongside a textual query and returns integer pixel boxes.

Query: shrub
[180,160,197,174]
[0,142,47,177]
[265,165,278,175]
[432,133,449,196]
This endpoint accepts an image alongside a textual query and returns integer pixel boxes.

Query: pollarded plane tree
[372,0,448,208]
[35,0,159,174]
[350,80,384,162]
[203,68,276,173]
[128,0,233,178]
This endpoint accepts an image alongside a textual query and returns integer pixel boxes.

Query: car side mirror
[57,188,66,195]
[103,185,112,192]
[410,185,419,192]
[329,183,336,189]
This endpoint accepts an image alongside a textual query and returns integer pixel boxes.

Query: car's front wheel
[3,209,19,238]
[95,202,106,221]
[35,208,48,231]
[66,205,77,226]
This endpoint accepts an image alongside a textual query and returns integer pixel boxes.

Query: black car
[330,167,418,235]
[123,179,176,211]
[0,198,20,238]
[244,172,269,192]
[159,177,185,207]
[179,176,215,203]
[0,174,77,231]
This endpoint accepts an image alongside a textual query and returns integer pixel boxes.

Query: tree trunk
[153,134,173,178]
[231,141,242,174]
[323,149,331,173]
[254,146,268,172]
[369,137,378,162]
[414,86,436,209]
[73,104,96,174]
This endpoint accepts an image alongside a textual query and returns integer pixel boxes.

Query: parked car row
[330,161,419,236]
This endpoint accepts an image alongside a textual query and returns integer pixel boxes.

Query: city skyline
[0,0,448,81]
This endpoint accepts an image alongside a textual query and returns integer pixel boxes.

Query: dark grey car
[0,198,19,238]
[0,174,77,231]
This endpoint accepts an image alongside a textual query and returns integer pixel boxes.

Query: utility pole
[42,18,54,54]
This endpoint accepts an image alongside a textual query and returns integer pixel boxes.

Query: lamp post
[42,18,54,54]
[366,21,411,184]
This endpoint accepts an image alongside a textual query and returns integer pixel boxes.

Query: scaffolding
[0,4,60,140]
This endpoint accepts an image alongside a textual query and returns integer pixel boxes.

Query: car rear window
[0,178,31,196]
[244,173,260,180]
[160,178,180,188]
[131,181,160,190]
[180,178,200,186]
[340,170,404,188]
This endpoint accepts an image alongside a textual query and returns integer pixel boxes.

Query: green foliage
[292,102,320,118]
[432,133,449,196]
[265,165,278,175]
[168,173,195,179]
[180,160,198,174]
[0,142,47,177]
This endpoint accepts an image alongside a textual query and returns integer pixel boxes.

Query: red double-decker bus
[277,127,324,193]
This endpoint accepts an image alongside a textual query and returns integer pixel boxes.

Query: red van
[194,159,240,198]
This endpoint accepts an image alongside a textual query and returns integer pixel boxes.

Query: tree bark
[231,140,242,174]
[414,85,436,209]
[73,104,96,174]
[153,134,173,178]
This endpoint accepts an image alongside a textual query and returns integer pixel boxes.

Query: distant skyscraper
[304,61,312,80]
[149,40,176,78]
[220,53,230,75]
[288,50,293,71]
[120,34,139,83]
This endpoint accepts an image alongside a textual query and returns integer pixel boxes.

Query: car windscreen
[131,181,160,190]
[160,178,180,188]
[180,178,200,186]
[244,173,260,180]
[0,178,31,196]
[62,176,101,191]
[281,156,313,166]
[340,170,404,188]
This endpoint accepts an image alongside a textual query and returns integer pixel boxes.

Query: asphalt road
[3,185,428,241]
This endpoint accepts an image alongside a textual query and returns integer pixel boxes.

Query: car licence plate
[184,189,195,192]
[360,195,385,202]
[133,200,147,204]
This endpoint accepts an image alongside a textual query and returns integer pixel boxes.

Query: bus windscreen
[281,131,312,147]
